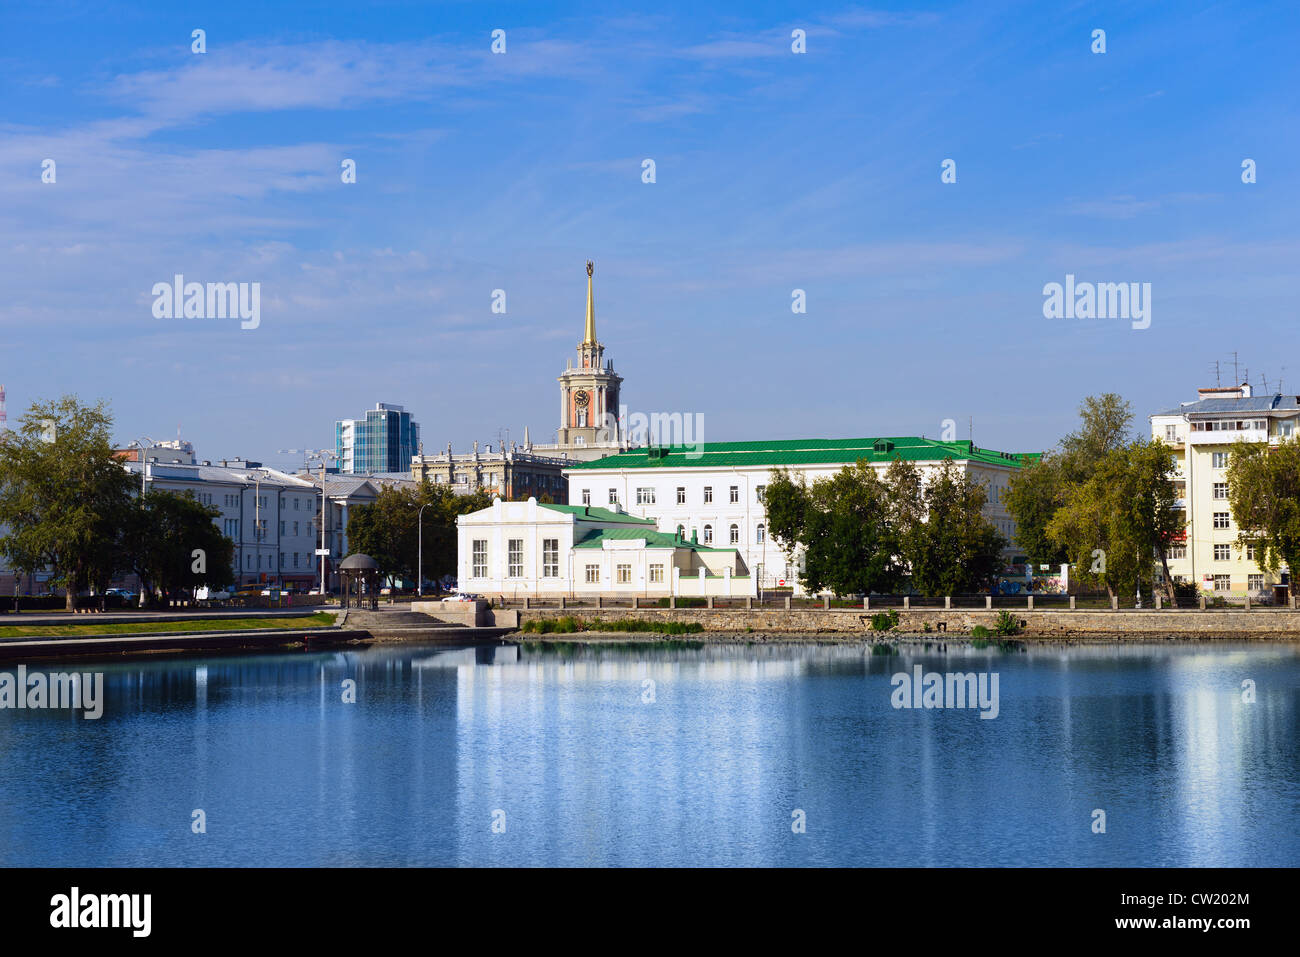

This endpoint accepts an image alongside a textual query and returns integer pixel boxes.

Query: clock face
[574,390,589,407]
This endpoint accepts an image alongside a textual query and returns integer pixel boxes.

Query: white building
[1149,382,1299,600]
[561,436,1029,593]
[456,498,755,598]
[122,458,322,590]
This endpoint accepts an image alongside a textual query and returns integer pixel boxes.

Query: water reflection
[0,640,1295,866]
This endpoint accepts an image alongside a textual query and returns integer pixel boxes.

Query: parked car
[194,586,231,601]
[104,588,136,601]
[447,592,480,602]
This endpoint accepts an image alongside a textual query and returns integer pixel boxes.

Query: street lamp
[417,502,431,596]
[128,436,155,606]
[303,451,337,595]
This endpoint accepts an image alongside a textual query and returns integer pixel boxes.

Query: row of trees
[764,458,1006,596]
[1004,394,1182,601]
[0,397,234,609]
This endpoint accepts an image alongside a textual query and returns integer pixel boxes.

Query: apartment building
[1150,383,1299,600]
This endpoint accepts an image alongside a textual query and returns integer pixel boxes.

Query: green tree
[904,460,1007,596]
[765,462,904,596]
[0,396,134,610]
[1002,453,1067,567]
[1047,439,1180,602]
[122,490,235,605]
[347,482,492,589]
[1227,438,1300,600]
[1006,393,1135,569]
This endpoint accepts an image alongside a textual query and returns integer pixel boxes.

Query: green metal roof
[573,528,737,552]
[537,503,656,524]
[565,436,1032,471]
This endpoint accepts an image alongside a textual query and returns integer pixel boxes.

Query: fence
[499,592,1297,612]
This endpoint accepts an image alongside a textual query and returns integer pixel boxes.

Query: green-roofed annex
[536,503,656,524]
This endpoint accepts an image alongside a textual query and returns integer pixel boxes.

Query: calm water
[1,640,1297,867]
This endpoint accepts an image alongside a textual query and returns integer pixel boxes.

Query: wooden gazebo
[338,553,380,610]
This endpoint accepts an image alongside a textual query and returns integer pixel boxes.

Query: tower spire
[583,260,596,345]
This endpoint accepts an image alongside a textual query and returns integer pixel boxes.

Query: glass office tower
[335,402,420,474]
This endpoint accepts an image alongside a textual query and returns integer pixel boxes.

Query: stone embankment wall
[517,607,1300,637]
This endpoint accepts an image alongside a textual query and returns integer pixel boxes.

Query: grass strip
[0,612,337,639]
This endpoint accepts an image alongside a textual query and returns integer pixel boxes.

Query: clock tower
[557,261,623,452]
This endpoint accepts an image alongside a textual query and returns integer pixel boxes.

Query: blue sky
[2,1,1297,470]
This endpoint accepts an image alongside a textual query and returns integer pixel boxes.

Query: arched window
[703,524,713,544]
[756,523,765,543]
[729,523,739,544]
[676,524,685,539]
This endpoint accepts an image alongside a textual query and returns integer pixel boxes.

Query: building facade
[1149,383,1299,600]
[121,458,322,590]
[562,436,1028,593]
[411,441,570,500]
[456,498,754,598]
[336,402,420,474]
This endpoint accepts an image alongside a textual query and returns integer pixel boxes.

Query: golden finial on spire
[583,260,596,345]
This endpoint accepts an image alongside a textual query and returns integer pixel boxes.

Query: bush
[970,625,991,640]
[521,615,584,634]
[870,609,900,632]
[599,619,704,635]
[993,609,1022,637]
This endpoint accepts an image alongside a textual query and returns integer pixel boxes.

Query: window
[649,564,664,583]
[1213,482,1228,500]
[1214,544,1231,561]
[293,522,299,535]
[542,539,559,578]
[293,553,299,568]
[636,487,655,505]
[582,489,591,505]
[1164,425,1178,442]
[729,486,739,504]
[703,524,713,544]
[729,523,739,544]
[507,539,523,578]
[676,487,686,505]
[1214,575,1231,591]
[472,540,487,578]
[279,521,286,534]
[1168,543,1186,560]
[756,523,765,543]
[585,564,600,584]
[1212,452,1230,469]
[617,564,632,584]
[294,498,299,510]
[1213,512,1230,529]
[676,524,685,539]
[608,488,618,505]
[756,485,766,502]
[703,486,713,504]
[1247,543,1257,561]
[1249,574,1265,592]
[224,519,239,538]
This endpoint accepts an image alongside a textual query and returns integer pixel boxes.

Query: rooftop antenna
[1231,351,1240,386]
[1210,360,1221,387]
[0,383,7,431]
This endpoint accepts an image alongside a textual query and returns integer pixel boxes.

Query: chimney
[1241,382,1252,398]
